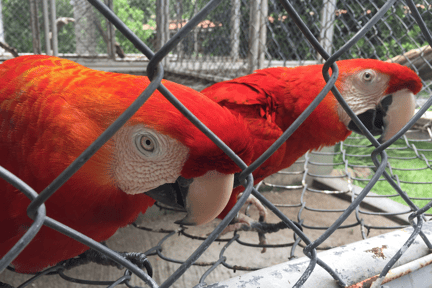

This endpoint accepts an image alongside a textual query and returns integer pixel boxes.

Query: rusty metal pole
[175,0,183,64]
[192,1,198,60]
[156,0,164,62]
[42,0,51,55]
[0,0,4,54]
[156,0,163,51]
[164,0,170,65]
[248,0,260,74]
[230,0,240,62]
[105,0,115,59]
[50,0,58,56]
[156,0,170,66]
[29,0,41,54]
[318,0,336,62]
[258,0,267,69]
[72,0,96,55]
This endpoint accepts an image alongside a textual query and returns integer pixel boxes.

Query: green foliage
[1,0,155,55]
[2,0,34,53]
[161,0,430,61]
[166,0,234,58]
[264,0,431,61]
[114,0,156,53]
[55,0,75,53]
[1,0,75,53]
[1,0,428,59]
[266,0,323,61]
[333,136,432,214]
[332,0,430,60]
[198,0,232,57]
[114,0,155,53]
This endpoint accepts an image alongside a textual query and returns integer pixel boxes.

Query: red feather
[202,59,422,218]
[0,55,253,273]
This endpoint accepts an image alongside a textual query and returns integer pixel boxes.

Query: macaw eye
[140,136,154,151]
[135,133,158,156]
[362,71,374,82]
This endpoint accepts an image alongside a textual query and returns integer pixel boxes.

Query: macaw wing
[202,69,285,105]
[202,70,288,125]
[204,80,287,181]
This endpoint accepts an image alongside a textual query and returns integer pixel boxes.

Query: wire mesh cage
[0,0,431,287]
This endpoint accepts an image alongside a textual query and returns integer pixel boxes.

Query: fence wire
[0,0,432,287]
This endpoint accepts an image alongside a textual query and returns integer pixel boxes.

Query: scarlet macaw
[201,59,422,223]
[0,55,253,273]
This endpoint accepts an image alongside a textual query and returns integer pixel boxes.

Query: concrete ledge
[313,178,412,226]
[206,222,432,288]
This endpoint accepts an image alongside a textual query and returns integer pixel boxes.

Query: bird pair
[0,55,421,274]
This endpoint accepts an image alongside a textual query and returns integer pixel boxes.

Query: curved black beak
[145,176,192,212]
[347,95,393,144]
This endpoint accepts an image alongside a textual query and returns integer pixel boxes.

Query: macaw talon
[259,233,268,253]
[239,193,268,220]
[219,194,267,235]
[218,213,269,252]
[220,213,255,235]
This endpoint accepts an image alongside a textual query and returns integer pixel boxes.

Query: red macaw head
[113,78,254,225]
[333,59,422,143]
[0,55,254,227]
[273,59,422,144]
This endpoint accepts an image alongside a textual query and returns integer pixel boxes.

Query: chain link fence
[0,0,432,287]
[2,1,432,85]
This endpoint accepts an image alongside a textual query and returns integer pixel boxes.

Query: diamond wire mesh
[0,0,431,287]
[259,128,432,244]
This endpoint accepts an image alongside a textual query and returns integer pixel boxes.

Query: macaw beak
[347,89,416,143]
[145,170,234,226]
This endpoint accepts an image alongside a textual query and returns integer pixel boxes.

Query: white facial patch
[337,69,390,127]
[111,125,189,194]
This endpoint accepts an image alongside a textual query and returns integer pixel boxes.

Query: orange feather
[0,55,252,273]
[202,59,422,218]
